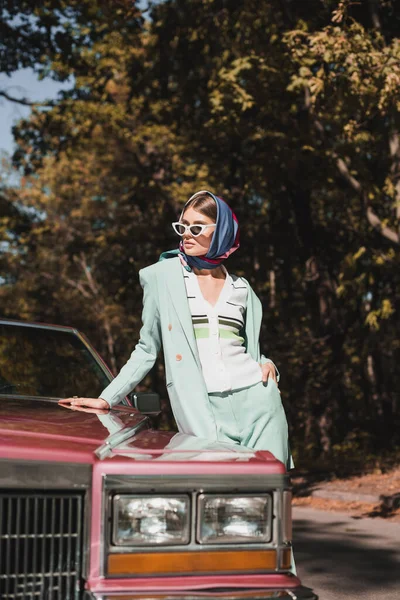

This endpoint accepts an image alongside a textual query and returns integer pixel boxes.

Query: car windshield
[0,323,112,399]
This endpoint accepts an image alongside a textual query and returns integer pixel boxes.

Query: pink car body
[0,319,317,600]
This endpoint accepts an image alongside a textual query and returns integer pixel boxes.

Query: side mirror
[127,391,161,415]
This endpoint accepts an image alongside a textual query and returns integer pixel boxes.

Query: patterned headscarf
[159,190,240,271]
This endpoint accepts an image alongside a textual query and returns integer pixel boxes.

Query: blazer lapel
[163,258,202,369]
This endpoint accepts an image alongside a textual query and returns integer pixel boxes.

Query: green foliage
[1,0,399,463]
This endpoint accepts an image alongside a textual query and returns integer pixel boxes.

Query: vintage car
[0,318,317,600]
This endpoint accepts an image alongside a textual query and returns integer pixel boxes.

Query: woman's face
[180,206,216,256]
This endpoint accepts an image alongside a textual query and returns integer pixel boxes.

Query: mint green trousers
[208,379,294,471]
[209,378,296,574]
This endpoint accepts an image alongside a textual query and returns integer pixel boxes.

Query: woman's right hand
[58,397,109,410]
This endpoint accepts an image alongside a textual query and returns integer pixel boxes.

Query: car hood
[0,396,147,444]
[0,396,283,470]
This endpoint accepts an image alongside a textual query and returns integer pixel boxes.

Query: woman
[60,190,293,470]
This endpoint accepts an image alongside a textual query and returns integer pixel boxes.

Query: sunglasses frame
[172,222,217,237]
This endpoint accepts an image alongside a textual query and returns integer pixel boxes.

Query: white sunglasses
[172,222,217,237]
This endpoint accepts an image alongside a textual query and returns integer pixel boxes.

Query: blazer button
[176,354,182,361]
[168,324,172,331]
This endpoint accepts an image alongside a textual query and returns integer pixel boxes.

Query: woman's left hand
[260,362,279,386]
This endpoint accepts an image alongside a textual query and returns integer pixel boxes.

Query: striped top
[182,264,263,393]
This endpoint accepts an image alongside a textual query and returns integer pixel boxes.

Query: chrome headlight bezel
[196,493,273,545]
[112,494,190,547]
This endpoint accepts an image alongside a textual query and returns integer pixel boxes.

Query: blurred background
[1,0,399,471]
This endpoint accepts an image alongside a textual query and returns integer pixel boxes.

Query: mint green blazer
[99,257,278,440]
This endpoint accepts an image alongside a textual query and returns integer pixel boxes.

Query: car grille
[0,491,84,599]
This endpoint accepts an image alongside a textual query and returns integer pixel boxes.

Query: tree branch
[389,129,400,229]
[335,156,362,194]
[368,0,382,31]
[0,90,55,107]
[365,205,399,244]
[335,154,399,245]
[63,276,92,299]
[75,251,117,372]
[76,251,100,295]
[307,100,399,246]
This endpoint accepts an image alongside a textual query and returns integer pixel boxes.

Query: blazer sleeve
[98,268,162,408]
[244,278,281,383]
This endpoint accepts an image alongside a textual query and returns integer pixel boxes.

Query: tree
[1,0,399,463]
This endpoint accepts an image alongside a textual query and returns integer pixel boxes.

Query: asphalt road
[293,507,400,600]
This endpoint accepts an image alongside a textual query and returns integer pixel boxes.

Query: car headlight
[112,495,190,546]
[197,494,272,544]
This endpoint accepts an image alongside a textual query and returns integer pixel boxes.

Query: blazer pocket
[166,381,174,388]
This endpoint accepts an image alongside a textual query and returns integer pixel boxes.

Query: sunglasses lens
[189,225,203,236]
[174,223,186,235]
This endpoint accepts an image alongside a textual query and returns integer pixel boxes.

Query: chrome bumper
[84,586,318,600]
